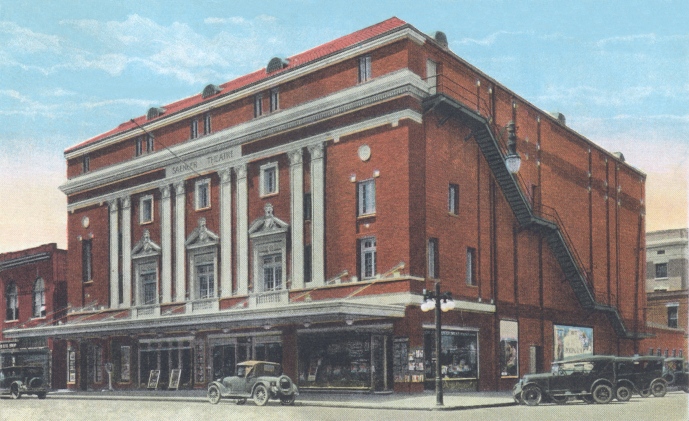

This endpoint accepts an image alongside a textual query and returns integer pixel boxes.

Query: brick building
[6,18,647,393]
[643,228,688,358]
[0,243,68,389]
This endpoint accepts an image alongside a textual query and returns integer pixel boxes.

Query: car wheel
[615,385,632,402]
[236,398,247,405]
[207,384,221,404]
[10,384,21,399]
[253,384,269,406]
[651,380,667,398]
[37,392,47,400]
[581,395,595,404]
[638,388,651,398]
[522,386,542,406]
[592,384,613,404]
[280,395,295,406]
[663,373,675,385]
[550,395,568,405]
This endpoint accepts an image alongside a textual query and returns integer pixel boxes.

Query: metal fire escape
[423,76,635,339]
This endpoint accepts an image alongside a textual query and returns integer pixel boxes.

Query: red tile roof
[65,17,408,155]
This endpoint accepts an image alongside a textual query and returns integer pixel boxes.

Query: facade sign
[500,320,518,377]
[166,146,241,178]
[68,350,76,383]
[0,341,18,350]
[554,324,593,361]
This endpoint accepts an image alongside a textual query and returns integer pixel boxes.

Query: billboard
[553,324,593,361]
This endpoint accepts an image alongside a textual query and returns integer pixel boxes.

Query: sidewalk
[48,388,516,411]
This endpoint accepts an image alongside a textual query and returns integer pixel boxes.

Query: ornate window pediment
[249,203,289,239]
[131,230,161,260]
[186,218,219,250]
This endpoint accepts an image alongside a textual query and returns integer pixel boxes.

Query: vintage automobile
[0,365,48,399]
[663,357,689,392]
[614,356,667,400]
[513,356,618,406]
[207,361,298,406]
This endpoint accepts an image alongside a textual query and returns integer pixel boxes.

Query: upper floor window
[448,183,459,215]
[260,162,279,197]
[426,59,437,94]
[140,195,154,224]
[82,239,93,282]
[5,282,18,321]
[428,238,439,279]
[466,247,476,286]
[303,193,312,221]
[254,94,263,117]
[195,253,215,299]
[262,253,283,292]
[138,261,158,305]
[358,179,376,216]
[135,137,143,157]
[195,179,211,210]
[360,237,377,280]
[204,113,212,135]
[146,134,155,153]
[82,155,90,173]
[668,305,679,328]
[190,119,199,139]
[655,263,668,279]
[304,244,312,283]
[358,55,371,83]
[270,88,279,112]
[32,278,46,318]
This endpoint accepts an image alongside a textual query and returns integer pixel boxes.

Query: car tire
[581,395,595,404]
[651,380,667,398]
[550,395,568,405]
[10,384,21,399]
[280,395,295,406]
[638,388,651,398]
[592,384,613,404]
[207,384,221,404]
[37,392,47,399]
[615,385,632,402]
[663,373,675,385]
[522,386,542,406]
[253,384,269,406]
[236,398,247,405]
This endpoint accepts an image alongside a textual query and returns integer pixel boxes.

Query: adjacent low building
[5,18,648,393]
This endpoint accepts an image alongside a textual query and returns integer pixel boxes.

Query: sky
[0,0,687,253]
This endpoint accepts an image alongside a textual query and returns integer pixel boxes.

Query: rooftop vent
[548,111,566,126]
[612,152,626,162]
[202,84,222,99]
[267,57,289,74]
[147,107,166,120]
[430,31,448,48]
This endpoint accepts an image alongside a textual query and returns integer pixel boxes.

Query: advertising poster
[500,320,518,377]
[554,324,593,361]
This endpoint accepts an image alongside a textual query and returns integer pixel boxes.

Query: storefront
[0,338,52,387]
[208,333,282,380]
[423,327,479,391]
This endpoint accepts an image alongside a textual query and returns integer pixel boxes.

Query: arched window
[33,278,46,318]
[5,282,18,321]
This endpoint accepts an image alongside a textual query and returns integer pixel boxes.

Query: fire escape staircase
[423,91,635,339]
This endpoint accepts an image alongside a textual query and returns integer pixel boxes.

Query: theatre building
[5,18,648,393]
[0,244,68,389]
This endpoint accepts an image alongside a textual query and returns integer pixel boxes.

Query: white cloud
[455,31,527,46]
[0,21,62,53]
[596,33,689,48]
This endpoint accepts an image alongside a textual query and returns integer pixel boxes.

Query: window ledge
[260,192,279,199]
[4,319,19,324]
[357,213,376,220]
[140,220,154,225]
[83,280,94,285]
[195,206,211,212]
[30,316,47,321]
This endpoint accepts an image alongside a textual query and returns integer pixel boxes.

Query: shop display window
[298,334,372,388]
[423,329,478,380]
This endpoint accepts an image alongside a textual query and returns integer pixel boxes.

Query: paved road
[1,390,686,421]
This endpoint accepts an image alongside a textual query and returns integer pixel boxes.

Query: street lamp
[421,282,456,406]
[505,120,521,174]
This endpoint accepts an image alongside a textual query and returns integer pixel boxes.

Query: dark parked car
[513,356,617,406]
[614,356,667,400]
[663,357,689,392]
[0,365,48,399]
[207,361,298,406]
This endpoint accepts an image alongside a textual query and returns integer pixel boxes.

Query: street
[0,391,686,421]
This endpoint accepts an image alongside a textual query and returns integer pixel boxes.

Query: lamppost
[420,282,456,406]
[504,120,521,174]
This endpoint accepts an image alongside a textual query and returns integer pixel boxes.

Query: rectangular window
[648,348,654,356]
[254,94,263,117]
[466,247,476,286]
[260,163,278,196]
[655,263,668,279]
[196,260,215,299]
[146,134,155,153]
[203,113,212,135]
[304,244,312,283]
[360,237,377,280]
[82,155,90,173]
[262,253,283,291]
[426,59,437,94]
[358,55,371,83]
[140,262,157,305]
[195,179,211,210]
[190,119,198,139]
[135,137,143,157]
[448,183,459,215]
[428,238,439,278]
[303,193,312,221]
[270,88,279,112]
[657,348,662,357]
[358,179,376,216]
[82,239,93,282]
[140,195,153,224]
[668,305,679,328]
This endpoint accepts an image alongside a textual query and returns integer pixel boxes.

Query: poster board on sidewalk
[147,369,161,389]
[168,369,181,390]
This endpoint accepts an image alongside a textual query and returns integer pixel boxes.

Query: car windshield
[236,365,251,378]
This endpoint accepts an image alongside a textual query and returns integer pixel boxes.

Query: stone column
[160,185,172,303]
[174,181,186,302]
[121,196,132,307]
[220,169,233,297]
[235,164,249,296]
[108,199,119,308]
[289,149,305,290]
[309,142,325,286]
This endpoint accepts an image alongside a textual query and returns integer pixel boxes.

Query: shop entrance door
[371,335,388,391]
[212,345,236,379]
[79,342,88,391]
